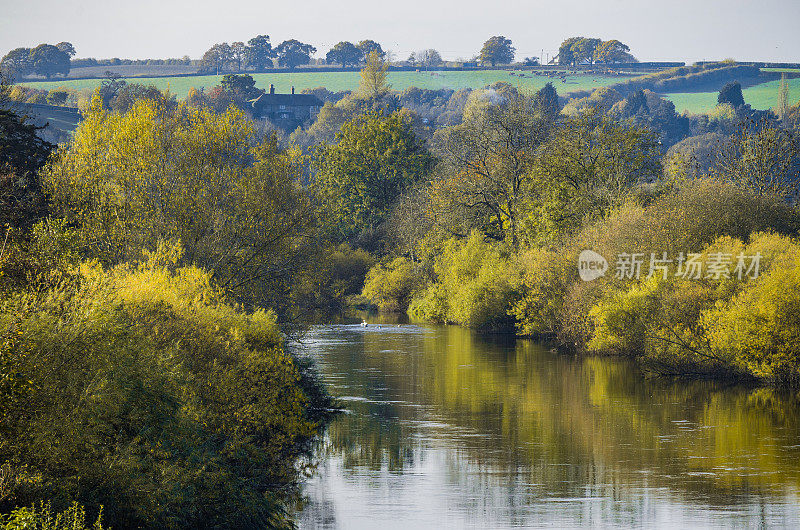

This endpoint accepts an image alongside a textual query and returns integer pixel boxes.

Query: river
[296,319,800,529]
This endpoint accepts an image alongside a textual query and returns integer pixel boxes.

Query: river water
[296,320,800,529]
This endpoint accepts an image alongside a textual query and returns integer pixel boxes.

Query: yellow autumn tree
[42,93,317,311]
[358,50,390,100]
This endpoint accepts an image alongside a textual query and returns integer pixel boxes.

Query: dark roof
[251,93,323,108]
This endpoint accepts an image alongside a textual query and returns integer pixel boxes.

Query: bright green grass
[665,77,800,114]
[21,70,633,100]
[761,68,800,74]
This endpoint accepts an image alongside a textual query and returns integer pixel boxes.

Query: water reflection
[297,322,800,528]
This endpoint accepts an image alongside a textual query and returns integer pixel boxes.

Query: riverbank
[361,179,800,387]
[0,235,337,528]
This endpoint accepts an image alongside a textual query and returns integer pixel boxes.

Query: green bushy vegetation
[359,73,800,385]
[42,95,319,318]
[1,81,335,527]
[0,228,329,528]
[295,244,375,310]
[3,48,800,527]
[588,232,800,382]
[408,231,516,331]
[362,256,424,312]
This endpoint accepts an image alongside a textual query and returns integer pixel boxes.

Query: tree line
[1,35,639,79]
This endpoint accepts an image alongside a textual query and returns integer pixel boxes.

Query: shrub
[510,178,800,369]
[663,133,727,180]
[704,237,800,383]
[362,256,424,312]
[25,93,46,105]
[295,244,374,310]
[587,233,800,379]
[562,87,623,116]
[509,247,577,337]
[0,237,328,528]
[409,231,517,330]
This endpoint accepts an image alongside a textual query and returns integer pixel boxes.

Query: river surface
[296,319,800,529]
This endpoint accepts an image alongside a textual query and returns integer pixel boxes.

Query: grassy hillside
[21,67,799,114]
[665,76,800,113]
[21,70,633,99]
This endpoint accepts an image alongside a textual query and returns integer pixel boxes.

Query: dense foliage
[359,76,800,386]
[1,48,800,528]
[0,234,327,527]
[43,97,318,316]
[312,110,433,242]
[0,96,334,526]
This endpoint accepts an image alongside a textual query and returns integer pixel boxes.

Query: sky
[1,0,798,64]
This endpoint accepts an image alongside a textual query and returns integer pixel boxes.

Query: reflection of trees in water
[312,324,800,515]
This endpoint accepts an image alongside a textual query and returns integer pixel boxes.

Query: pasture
[665,76,800,113]
[21,68,800,114]
[21,70,634,99]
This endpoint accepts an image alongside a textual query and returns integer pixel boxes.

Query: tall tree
[430,89,555,246]
[569,38,602,65]
[200,42,233,74]
[0,89,53,229]
[326,41,363,67]
[43,98,318,310]
[712,117,800,198]
[479,36,515,66]
[532,82,560,120]
[0,48,32,78]
[98,71,127,108]
[220,73,261,98]
[358,51,390,99]
[418,49,443,68]
[230,41,247,72]
[29,44,70,78]
[312,110,433,240]
[357,40,385,61]
[246,35,274,71]
[557,37,582,66]
[275,39,316,69]
[776,73,790,121]
[529,106,661,240]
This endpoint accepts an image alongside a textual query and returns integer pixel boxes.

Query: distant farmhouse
[250,85,323,131]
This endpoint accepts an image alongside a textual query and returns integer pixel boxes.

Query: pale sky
[1,0,798,64]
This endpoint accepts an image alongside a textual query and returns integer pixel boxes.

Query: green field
[23,68,800,115]
[761,68,800,74]
[665,76,800,114]
[21,70,633,99]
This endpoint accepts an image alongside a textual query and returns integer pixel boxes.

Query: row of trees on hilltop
[199,36,319,72]
[0,42,76,79]
[558,37,636,65]
[199,35,523,72]
[2,36,636,77]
